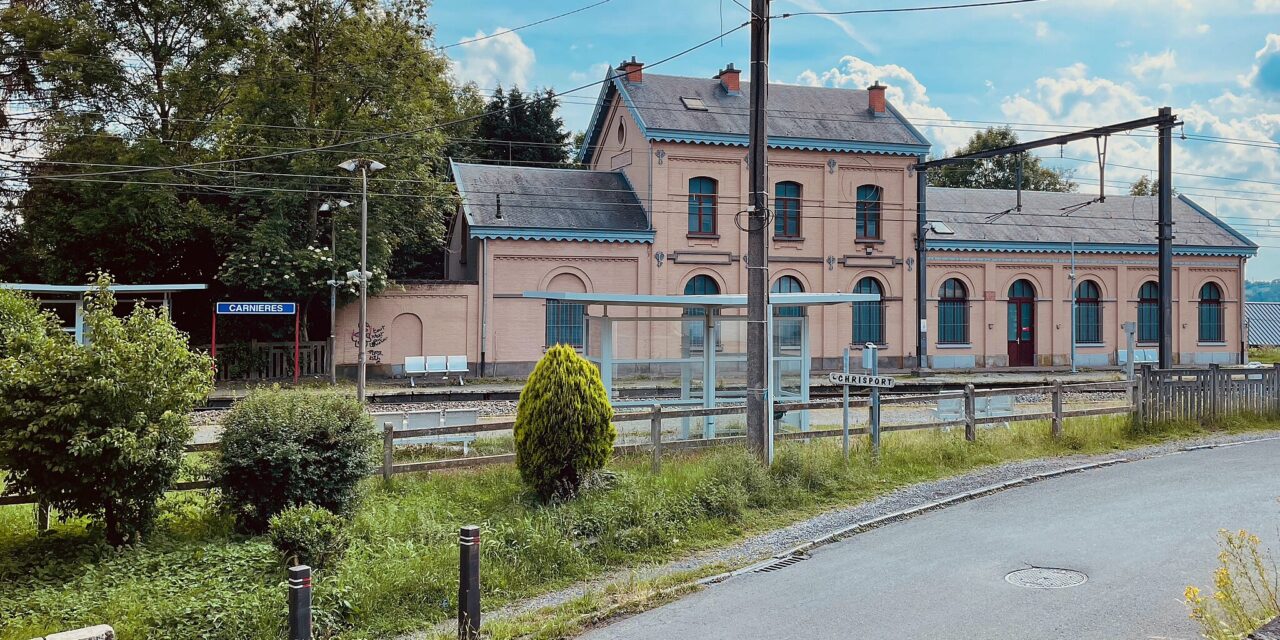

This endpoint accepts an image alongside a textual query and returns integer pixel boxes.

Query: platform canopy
[1,282,207,344]
[522,291,878,309]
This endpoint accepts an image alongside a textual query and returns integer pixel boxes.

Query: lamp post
[318,198,352,385]
[338,158,386,403]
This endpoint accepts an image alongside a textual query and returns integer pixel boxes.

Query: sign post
[841,347,850,460]
[212,302,301,385]
[829,346,894,458]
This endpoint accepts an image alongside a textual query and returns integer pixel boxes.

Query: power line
[432,0,615,50]
[776,0,1045,17]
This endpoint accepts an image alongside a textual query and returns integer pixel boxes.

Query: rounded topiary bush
[269,504,349,570]
[216,387,376,532]
[514,344,616,500]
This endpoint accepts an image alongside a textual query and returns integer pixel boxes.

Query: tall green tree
[1128,175,1167,196]
[928,127,1077,192]
[471,86,571,166]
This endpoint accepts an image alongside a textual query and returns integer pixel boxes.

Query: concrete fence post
[382,422,395,481]
[963,384,977,442]
[458,526,481,640]
[287,565,312,640]
[1051,381,1064,439]
[650,404,663,474]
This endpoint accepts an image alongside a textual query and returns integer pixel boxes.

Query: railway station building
[337,60,1257,376]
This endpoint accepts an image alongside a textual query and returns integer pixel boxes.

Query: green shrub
[513,344,616,500]
[268,504,349,570]
[0,275,214,545]
[692,481,749,521]
[216,387,376,532]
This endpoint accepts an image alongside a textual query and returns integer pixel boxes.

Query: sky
[433,0,1280,280]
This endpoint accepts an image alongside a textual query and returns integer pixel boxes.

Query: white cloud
[998,63,1280,278]
[569,62,611,83]
[1195,23,1211,34]
[779,0,879,54]
[1239,33,1280,89]
[1256,0,1280,11]
[796,55,969,153]
[1034,21,1050,39]
[1130,49,1177,81]
[450,28,535,89]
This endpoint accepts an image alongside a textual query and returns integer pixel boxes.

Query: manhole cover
[1005,567,1088,589]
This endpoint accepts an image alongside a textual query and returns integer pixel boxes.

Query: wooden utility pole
[746,0,772,461]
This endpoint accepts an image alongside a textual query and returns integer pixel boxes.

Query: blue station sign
[216,301,297,315]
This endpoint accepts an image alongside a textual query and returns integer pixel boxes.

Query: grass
[3,411,1278,640]
[1250,347,1280,364]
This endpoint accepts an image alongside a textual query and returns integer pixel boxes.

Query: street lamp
[319,198,352,385]
[338,158,386,404]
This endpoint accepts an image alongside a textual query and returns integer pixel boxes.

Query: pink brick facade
[340,63,1254,375]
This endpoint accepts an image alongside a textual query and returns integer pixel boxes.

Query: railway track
[197,378,1128,410]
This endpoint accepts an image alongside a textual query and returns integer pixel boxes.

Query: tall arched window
[856,185,882,240]
[852,277,885,345]
[938,278,969,345]
[1074,280,1102,344]
[683,274,720,349]
[544,273,587,349]
[772,275,804,347]
[688,177,717,235]
[774,181,802,238]
[1199,282,1224,342]
[1138,281,1159,343]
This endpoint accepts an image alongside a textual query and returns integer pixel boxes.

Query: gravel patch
[399,428,1280,637]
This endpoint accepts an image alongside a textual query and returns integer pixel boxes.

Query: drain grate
[751,553,810,574]
[1005,567,1088,589]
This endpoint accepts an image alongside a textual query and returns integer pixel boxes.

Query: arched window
[1074,280,1102,344]
[938,278,969,345]
[856,184,882,240]
[853,277,885,345]
[774,181,802,238]
[772,275,804,347]
[688,177,717,235]
[683,274,720,349]
[1138,282,1159,344]
[544,273,587,349]
[1199,282,1224,342]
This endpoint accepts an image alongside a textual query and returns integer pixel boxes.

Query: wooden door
[1007,280,1036,367]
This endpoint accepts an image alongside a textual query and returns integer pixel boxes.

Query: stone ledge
[1250,617,1280,640]
[34,625,115,640]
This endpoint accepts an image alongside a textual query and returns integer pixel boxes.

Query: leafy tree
[513,344,615,500]
[1128,175,1170,196]
[471,86,571,166]
[0,274,214,545]
[928,127,1076,192]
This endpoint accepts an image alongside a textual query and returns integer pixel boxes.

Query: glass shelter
[522,291,879,438]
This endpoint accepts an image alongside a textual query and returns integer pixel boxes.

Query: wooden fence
[9,368,1273,510]
[204,341,330,381]
[1135,364,1280,425]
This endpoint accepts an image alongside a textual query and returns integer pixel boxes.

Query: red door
[1007,280,1036,367]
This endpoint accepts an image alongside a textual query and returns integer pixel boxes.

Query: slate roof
[451,161,651,242]
[580,72,930,163]
[926,187,1257,255]
[1246,302,1280,347]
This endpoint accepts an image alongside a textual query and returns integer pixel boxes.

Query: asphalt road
[581,439,1280,640]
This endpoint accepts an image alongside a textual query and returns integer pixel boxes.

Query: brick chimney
[867,81,887,114]
[716,63,741,95]
[619,56,643,83]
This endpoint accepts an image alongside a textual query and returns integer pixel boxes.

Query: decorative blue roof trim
[448,158,476,226]
[644,129,930,156]
[470,226,654,243]
[576,79,616,165]
[1178,193,1259,249]
[928,239,1257,257]
[885,101,932,147]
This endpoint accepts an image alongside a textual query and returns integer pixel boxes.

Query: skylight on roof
[680,96,708,111]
